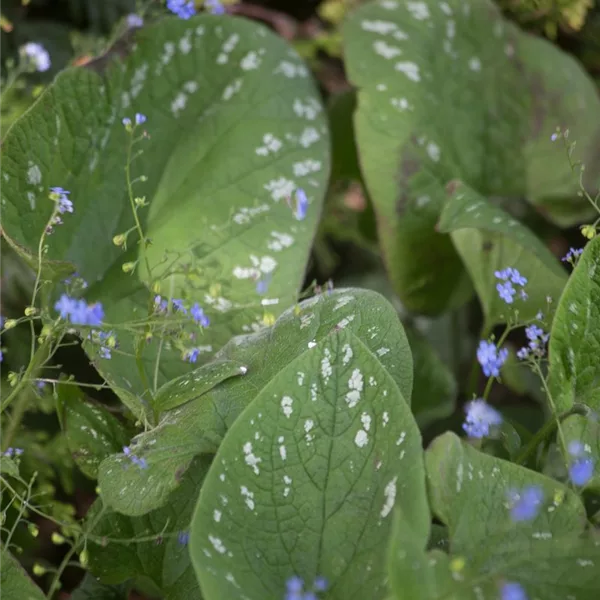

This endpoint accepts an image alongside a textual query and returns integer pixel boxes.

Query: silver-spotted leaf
[190,329,427,600]
[342,0,600,314]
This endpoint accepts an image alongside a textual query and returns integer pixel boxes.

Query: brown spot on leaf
[445,180,463,196]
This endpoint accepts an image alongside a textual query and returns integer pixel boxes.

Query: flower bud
[24,306,37,317]
[4,319,17,330]
[113,233,127,247]
[33,563,46,576]
[122,261,137,273]
[580,224,596,240]
[51,532,66,545]
[28,523,40,538]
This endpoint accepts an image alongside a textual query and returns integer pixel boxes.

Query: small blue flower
[313,577,328,592]
[500,581,528,600]
[205,0,225,14]
[186,348,200,363]
[294,188,309,221]
[286,576,303,593]
[50,187,73,214]
[178,531,190,545]
[495,268,527,304]
[154,295,168,313]
[569,459,593,486]
[167,0,196,19]
[191,303,210,327]
[507,485,543,522]
[256,274,272,295]
[462,399,503,438]
[135,113,147,125]
[3,447,24,458]
[123,446,147,469]
[122,117,132,127]
[568,440,585,457]
[172,299,187,314]
[562,247,583,263]
[99,346,112,359]
[476,340,508,378]
[21,42,51,72]
[55,294,75,319]
[126,14,144,28]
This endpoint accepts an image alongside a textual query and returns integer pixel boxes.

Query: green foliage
[0,549,45,600]
[190,327,427,600]
[342,0,600,314]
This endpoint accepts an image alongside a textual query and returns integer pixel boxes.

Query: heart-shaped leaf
[97,288,414,516]
[1,14,330,404]
[190,328,427,600]
[0,549,45,600]
[342,0,600,314]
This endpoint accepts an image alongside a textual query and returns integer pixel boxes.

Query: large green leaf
[342,0,600,314]
[0,550,45,600]
[88,456,211,600]
[387,432,600,599]
[97,288,413,516]
[1,14,330,400]
[438,182,567,327]
[56,381,131,478]
[190,328,427,600]
[548,236,600,412]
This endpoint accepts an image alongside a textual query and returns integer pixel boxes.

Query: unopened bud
[4,319,17,330]
[113,233,127,247]
[24,306,37,317]
[122,261,137,273]
[51,532,66,545]
[581,224,596,240]
[33,563,46,576]
[28,523,39,538]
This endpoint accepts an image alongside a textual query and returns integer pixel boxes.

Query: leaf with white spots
[56,381,131,479]
[548,235,600,412]
[88,456,210,600]
[401,432,600,599]
[343,0,600,314]
[154,359,249,413]
[438,182,567,327]
[97,288,413,516]
[1,14,329,407]
[190,328,427,600]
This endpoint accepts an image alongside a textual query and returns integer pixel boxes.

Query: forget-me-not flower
[167,0,196,19]
[20,42,51,72]
[462,399,503,438]
[477,340,508,378]
[501,581,528,600]
[507,485,544,522]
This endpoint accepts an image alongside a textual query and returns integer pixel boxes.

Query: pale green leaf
[0,550,46,600]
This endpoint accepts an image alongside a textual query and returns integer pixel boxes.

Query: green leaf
[70,574,129,600]
[0,456,20,478]
[0,549,45,600]
[56,381,131,478]
[154,359,249,413]
[190,328,427,600]
[88,455,211,600]
[406,326,457,428]
[342,0,600,314]
[438,182,567,326]
[548,236,600,412]
[97,288,414,516]
[1,14,330,400]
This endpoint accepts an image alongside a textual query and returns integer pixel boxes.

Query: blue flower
[135,113,147,125]
[154,295,168,313]
[507,485,543,522]
[313,577,327,592]
[54,294,104,326]
[205,0,225,14]
[569,458,594,486]
[123,446,147,469]
[178,531,190,545]
[20,42,51,72]
[476,340,508,378]
[186,348,200,363]
[50,187,73,214]
[256,274,272,295]
[500,581,528,600]
[126,14,144,28]
[167,0,196,19]
[463,399,503,438]
[191,303,210,327]
[495,268,527,304]
[294,188,309,221]
[562,247,583,263]
[172,299,187,314]
[3,447,24,458]
[122,117,132,127]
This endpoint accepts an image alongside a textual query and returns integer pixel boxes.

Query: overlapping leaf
[0,550,45,600]
[343,0,600,314]
[1,14,330,402]
[438,182,567,326]
[97,288,414,516]
[190,329,427,600]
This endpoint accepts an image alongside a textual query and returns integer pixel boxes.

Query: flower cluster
[495,268,527,304]
[463,399,503,439]
[2,447,24,458]
[507,485,543,522]
[154,296,209,327]
[123,445,147,469]
[46,187,73,233]
[167,0,196,19]
[477,340,508,378]
[122,113,147,131]
[20,42,51,72]
[55,294,104,327]
[87,330,117,359]
[562,247,583,265]
[516,324,549,360]
[567,441,594,487]
[126,14,144,28]
[501,581,528,600]
[285,576,327,600]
